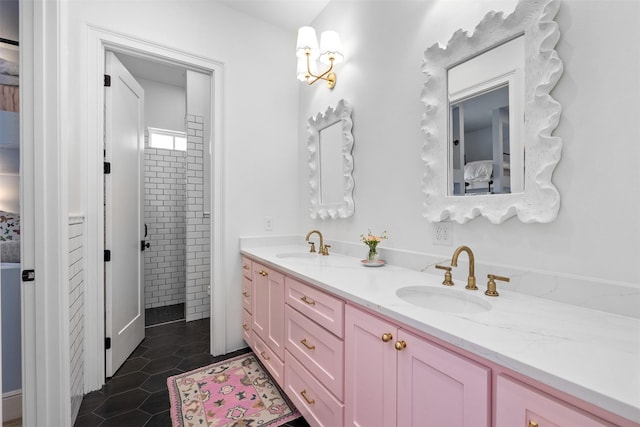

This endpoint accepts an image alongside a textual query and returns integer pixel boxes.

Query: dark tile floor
[74,319,309,427]
[144,303,185,327]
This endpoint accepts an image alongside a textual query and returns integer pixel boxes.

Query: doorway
[84,27,227,398]
[115,53,190,328]
[104,51,215,378]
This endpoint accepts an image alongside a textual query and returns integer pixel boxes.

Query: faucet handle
[308,241,316,253]
[435,264,454,286]
[485,274,510,297]
[321,245,331,256]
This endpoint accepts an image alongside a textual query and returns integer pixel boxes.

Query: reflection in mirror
[308,99,354,219]
[319,122,344,204]
[448,35,524,196]
[422,0,563,223]
[451,85,511,195]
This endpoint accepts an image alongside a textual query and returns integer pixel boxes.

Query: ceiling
[215,0,330,32]
[115,0,329,88]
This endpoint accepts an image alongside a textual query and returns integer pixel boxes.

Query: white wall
[137,77,185,132]
[298,0,640,286]
[61,0,300,351]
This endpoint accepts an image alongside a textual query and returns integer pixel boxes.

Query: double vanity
[240,238,640,427]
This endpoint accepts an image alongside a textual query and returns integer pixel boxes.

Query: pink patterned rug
[167,352,300,427]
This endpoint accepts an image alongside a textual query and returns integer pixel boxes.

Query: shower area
[116,53,212,327]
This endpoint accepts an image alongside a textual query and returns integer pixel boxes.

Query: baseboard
[2,390,22,422]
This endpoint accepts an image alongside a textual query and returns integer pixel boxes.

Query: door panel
[104,51,145,377]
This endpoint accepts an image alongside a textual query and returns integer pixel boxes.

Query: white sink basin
[396,286,492,314]
[275,252,318,259]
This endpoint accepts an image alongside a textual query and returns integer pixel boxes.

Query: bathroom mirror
[308,99,354,219]
[421,0,563,223]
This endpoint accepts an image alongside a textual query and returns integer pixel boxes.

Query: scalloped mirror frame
[308,99,355,219]
[421,0,563,224]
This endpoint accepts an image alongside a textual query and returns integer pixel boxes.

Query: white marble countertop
[240,244,640,424]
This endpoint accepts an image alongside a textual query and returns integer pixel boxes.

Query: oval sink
[275,252,318,259]
[396,286,491,314]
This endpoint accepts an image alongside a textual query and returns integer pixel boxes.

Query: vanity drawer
[285,305,344,400]
[495,375,614,427]
[285,277,345,338]
[242,276,252,313]
[285,351,344,427]
[241,256,252,279]
[253,332,284,389]
[241,309,252,345]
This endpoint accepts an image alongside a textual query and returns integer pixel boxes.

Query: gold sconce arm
[303,48,337,89]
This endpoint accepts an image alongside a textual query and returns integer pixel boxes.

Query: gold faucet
[451,245,477,290]
[305,230,330,255]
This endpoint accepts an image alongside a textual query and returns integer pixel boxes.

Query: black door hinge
[105,337,112,350]
[22,270,35,282]
[104,250,111,262]
[104,74,111,87]
[104,162,111,174]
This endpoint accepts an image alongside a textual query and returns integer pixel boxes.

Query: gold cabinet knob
[242,323,249,331]
[260,351,270,361]
[259,270,268,276]
[528,421,538,427]
[381,333,393,342]
[242,291,250,297]
[395,340,407,351]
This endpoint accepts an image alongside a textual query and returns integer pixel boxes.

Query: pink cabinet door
[345,305,397,427]
[251,263,285,360]
[496,375,615,427]
[396,329,491,427]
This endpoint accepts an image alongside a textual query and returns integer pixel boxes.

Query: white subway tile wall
[69,217,84,422]
[185,114,211,321]
[144,134,187,309]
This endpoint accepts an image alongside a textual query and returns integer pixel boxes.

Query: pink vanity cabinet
[345,304,491,427]
[495,375,616,427]
[241,257,252,345]
[250,260,285,387]
[240,254,639,427]
[284,277,345,427]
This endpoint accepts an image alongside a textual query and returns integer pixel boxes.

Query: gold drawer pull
[301,296,316,306]
[259,270,268,276]
[300,389,315,405]
[242,323,249,331]
[381,333,393,342]
[260,351,270,361]
[243,265,250,270]
[300,338,316,350]
[528,422,538,427]
[243,291,250,297]
[395,340,407,351]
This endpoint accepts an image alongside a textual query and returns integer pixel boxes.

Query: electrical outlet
[264,216,273,231]
[433,222,452,246]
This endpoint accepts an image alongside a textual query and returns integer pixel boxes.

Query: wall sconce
[296,26,343,89]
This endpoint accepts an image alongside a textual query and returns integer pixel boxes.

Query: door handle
[141,240,150,251]
[144,223,148,237]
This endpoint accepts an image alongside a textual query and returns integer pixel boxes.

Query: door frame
[85,27,226,391]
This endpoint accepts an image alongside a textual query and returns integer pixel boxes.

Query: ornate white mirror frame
[308,99,355,219]
[421,0,563,223]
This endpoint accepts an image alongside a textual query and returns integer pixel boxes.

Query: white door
[104,51,145,377]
